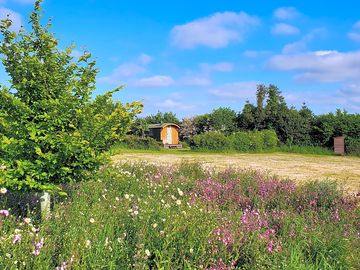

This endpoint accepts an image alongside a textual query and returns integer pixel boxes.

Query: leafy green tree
[209,107,237,134]
[144,111,180,125]
[130,117,149,138]
[179,117,197,142]
[254,84,267,130]
[193,114,212,134]
[237,101,256,130]
[0,1,141,192]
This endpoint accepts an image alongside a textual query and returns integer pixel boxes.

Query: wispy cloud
[171,11,260,49]
[282,28,326,54]
[180,76,212,87]
[0,7,22,31]
[200,62,234,73]
[155,98,194,111]
[243,50,272,58]
[267,50,360,83]
[209,81,258,100]
[134,75,174,88]
[284,83,360,112]
[273,7,300,20]
[348,21,360,42]
[98,53,152,84]
[271,23,299,35]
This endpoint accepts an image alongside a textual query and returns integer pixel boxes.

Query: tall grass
[0,162,359,269]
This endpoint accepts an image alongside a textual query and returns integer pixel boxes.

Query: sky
[1,0,360,118]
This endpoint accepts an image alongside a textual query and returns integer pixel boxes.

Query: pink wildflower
[0,209,9,217]
[12,234,22,244]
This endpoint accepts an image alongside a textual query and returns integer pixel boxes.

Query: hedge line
[190,130,279,151]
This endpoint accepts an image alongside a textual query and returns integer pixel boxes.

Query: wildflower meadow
[1,161,359,269]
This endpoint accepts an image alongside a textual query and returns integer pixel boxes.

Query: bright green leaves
[0,0,141,192]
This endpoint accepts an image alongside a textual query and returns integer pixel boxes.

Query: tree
[144,111,180,125]
[0,1,141,192]
[254,84,267,130]
[179,117,197,142]
[237,101,256,130]
[209,107,237,134]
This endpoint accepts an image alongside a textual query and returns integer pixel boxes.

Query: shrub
[0,1,141,192]
[346,138,360,156]
[229,130,279,152]
[191,132,231,150]
[262,130,279,148]
[121,135,161,150]
[229,132,252,151]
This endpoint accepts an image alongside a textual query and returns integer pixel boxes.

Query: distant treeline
[131,84,360,155]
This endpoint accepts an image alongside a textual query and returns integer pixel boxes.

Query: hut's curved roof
[148,123,180,129]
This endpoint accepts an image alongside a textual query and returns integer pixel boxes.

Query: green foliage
[120,135,161,150]
[191,132,231,151]
[0,1,141,192]
[144,111,180,125]
[346,138,360,156]
[0,163,358,269]
[229,130,278,151]
[209,107,237,134]
[191,130,279,152]
[312,110,360,148]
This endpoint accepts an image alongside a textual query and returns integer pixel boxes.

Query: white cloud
[134,75,174,88]
[267,50,360,83]
[271,23,299,35]
[137,53,152,65]
[282,28,325,54]
[273,7,300,20]
[155,98,194,111]
[200,62,234,73]
[171,11,260,49]
[98,53,152,84]
[348,32,360,42]
[243,50,272,58]
[0,7,22,31]
[348,21,360,43]
[99,63,145,84]
[181,76,212,86]
[209,81,258,100]
[284,84,360,112]
[11,0,36,4]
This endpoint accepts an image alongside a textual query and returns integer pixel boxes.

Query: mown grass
[108,144,334,157]
[0,162,359,269]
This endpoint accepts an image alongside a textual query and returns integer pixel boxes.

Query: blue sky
[1,0,360,117]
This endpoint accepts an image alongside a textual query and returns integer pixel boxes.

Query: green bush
[191,132,231,150]
[262,130,279,148]
[229,132,252,151]
[0,1,141,192]
[346,138,360,156]
[229,130,278,151]
[122,135,161,150]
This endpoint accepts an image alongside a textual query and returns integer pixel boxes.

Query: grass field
[111,150,360,192]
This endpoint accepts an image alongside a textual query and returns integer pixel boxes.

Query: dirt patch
[111,152,360,192]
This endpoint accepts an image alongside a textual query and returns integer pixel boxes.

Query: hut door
[167,127,172,144]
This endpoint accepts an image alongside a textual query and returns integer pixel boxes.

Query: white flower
[115,197,119,201]
[176,200,181,205]
[85,240,91,248]
[133,210,139,216]
[0,187,7,194]
[124,194,130,199]
[23,218,31,224]
[145,249,151,257]
[89,218,95,224]
[152,223,158,228]
[0,164,6,171]
[190,248,194,254]
[177,188,184,196]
